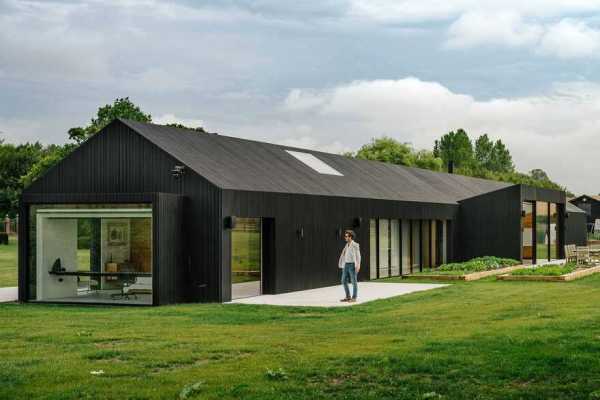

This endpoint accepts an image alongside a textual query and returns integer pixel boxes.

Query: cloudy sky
[2,0,600,194]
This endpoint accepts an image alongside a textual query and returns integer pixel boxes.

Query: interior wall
[131,218,152,272]
[37,218,78,300]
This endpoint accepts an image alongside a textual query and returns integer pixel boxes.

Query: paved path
[0,287,18,303]
[230,282,448,307]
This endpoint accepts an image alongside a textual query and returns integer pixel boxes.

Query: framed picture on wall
[107,222,128,246]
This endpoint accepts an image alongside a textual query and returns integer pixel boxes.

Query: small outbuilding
[18,119,578,305]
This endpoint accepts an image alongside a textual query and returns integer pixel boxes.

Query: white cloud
[153,113,205,129]
[445,12,600,59]
[348,0,600,23]
[280,77,600,194]
[538,19,600,58]
[446,12,543,48]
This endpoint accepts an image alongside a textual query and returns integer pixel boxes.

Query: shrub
[437,256,520,273]
[511,262,577,276]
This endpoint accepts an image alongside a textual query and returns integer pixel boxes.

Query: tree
[354,137,415,166]
[436,129,473,170]
[20,144,75,189]
[474,134,514,173]
[165,123,210,133]
[529,168,549,181]
[68,97,152,144]
[351,136,443,171]
[24,98,152,189]
[0,142,46,217]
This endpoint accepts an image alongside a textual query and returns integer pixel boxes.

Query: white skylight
[285,150,343,176]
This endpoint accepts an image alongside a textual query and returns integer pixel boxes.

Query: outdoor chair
[565,244,577,263]
[576,246,590,266]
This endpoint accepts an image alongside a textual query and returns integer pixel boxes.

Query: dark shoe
[340,298,350,302]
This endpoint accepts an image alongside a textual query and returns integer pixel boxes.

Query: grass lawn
[0,236,17,287]
[3,276,600,399]
[0,237,92,287]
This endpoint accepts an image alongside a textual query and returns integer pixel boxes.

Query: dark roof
[566,202,586,213]
[570,194,600,203]
[120,119,512,205]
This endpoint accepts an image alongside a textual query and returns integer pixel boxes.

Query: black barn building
[18,119,576,305]
[569,195,600,231]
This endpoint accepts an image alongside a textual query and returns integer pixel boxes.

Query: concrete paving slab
[0,287,18,303]
[229,282,448,307]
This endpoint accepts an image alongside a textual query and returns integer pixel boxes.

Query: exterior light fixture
[353,217,362,228]
[297,227,304,240]
[171,165,186,178]
[225,216,237,229]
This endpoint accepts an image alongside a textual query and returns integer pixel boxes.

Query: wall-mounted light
[171,165,186,179]
[353,217,362,228]
[336,228,343,238]
[225,216,237,229]
[297,227,304,240]
[565,212,570,219]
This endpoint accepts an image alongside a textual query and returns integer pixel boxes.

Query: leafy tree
[354,137,415,166]
[529,168,549,181]
[436,129,473,170]
[165,123,210,133]
[413,150,443,171]
[0,142,46,217]
[68,97,152,144]
[474,134,514,173]
[350,137,442,171]
[20,144,75,189]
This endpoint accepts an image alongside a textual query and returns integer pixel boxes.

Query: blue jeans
[341,262,358,299]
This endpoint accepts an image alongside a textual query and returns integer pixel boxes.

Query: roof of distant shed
[120,119,512,205]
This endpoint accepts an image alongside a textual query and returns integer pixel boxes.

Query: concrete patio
[0,287,17,303]
[230,282,448,307]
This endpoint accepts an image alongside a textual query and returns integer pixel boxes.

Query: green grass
[511,262,578,276]
[0,238,93,287]
[4,276,600,399]
[0,236,17,287]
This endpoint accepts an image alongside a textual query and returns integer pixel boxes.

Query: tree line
[348,129,570,196]
[0,98,571,218]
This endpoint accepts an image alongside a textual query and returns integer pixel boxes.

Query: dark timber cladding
[19,118,577,304]
[565,203,588,247]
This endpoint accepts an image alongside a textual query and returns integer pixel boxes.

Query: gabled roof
[570,194,600,203]
[566,202,586,214]
[120,119,512,205]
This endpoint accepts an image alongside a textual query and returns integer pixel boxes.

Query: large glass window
[378,219,390,278]
[29,205,153,305]
[231,218,262,299]
[522,202,534,262]
[411,220,421,272]
[536,202,549,262]
[550,203,559,260]
[390,220,400,276]
[401,220,411,275]
[422,221,431,269]
[370,219,377,280]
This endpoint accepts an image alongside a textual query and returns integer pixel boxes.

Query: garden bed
[403,256,525,281]
[497,262,600,281]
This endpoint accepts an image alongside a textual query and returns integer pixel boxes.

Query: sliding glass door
[231,217,262,299]
[369,218,448,278]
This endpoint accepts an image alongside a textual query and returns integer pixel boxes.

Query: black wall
[457,185,522,261]
[20,121,222,304]
[565,211,588,246]
[570,197,600,226]
[221,189,458,300]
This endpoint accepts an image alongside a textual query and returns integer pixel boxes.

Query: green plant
[437,256,520,273]
[511,262,577,276]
